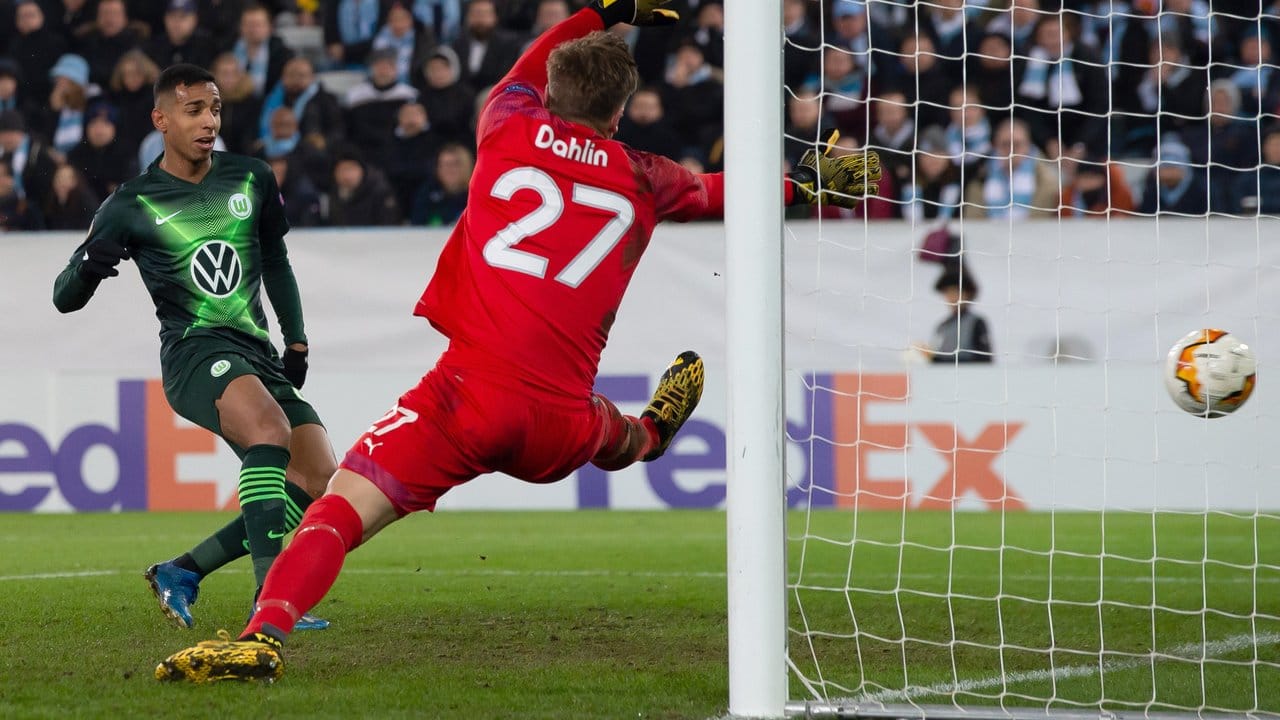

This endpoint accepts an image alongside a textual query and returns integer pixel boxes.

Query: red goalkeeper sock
[242,494,363,640]
[590,410,660,472]
[637,416,660,457]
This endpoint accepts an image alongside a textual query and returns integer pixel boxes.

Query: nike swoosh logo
[267,529,286,539]
[155,210,181,225]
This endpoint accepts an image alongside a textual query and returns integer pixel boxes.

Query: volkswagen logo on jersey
[190,240,243,297]
[228,192,253,220]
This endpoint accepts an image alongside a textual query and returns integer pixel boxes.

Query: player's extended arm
[52,263,99,314]
[52,232,130,313]
[787,130,883,209]
[646,130,882,221]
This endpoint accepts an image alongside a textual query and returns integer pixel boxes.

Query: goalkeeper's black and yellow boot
[155,629,284,684]
[641,351,705,462]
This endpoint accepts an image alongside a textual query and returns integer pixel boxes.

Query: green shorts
[162,338,323,458]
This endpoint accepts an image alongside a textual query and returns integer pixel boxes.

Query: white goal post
[724,1,1280,719]
[725,0,788,717]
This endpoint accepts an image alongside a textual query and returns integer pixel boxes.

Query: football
[1164,329,1257,418]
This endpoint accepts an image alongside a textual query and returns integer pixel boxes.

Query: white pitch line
[0,570,121,581]
[858,632,1280,703]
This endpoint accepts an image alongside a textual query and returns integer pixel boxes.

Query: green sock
[238,444,291,587]
[185,482,317,575]
[282,481,313,531]
[186,515,251,575]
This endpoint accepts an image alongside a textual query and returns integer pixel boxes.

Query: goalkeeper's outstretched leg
[589,351,705,470]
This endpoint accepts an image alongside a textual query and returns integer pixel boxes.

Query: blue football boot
[144,561,201,629]
[294,612,330,631]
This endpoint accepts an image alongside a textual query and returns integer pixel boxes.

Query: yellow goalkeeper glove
[790,130,883,209]
[590,0,680,26]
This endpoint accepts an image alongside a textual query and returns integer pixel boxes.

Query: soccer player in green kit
[52,64,333,631]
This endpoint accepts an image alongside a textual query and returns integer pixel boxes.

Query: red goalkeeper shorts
[339,361,611,514]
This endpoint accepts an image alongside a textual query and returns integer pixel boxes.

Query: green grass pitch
[1,510,1277,719]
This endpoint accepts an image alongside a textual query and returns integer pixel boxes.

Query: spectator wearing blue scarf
[975,117,1058,219]
[254,106,332,196]
[370,1,438,85]
[1138,138,1208,216]
[231,4,295,98]
[412,0,462,45]
[258,57,346,154]
[46,54,89,156]
[0,109,58,208]
[832,1,897,91]
[801,46,866,133]
[1014,14,1108,154]
[325,0,382,68]
[944,86,990,175]
[920,0,967,78]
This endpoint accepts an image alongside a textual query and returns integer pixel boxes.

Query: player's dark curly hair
[546,31,639,130]
[153,64,216,106]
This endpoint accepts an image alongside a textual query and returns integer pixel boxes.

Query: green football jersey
[54,152,305,362]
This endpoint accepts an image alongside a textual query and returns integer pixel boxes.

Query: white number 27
[482,167,635,288]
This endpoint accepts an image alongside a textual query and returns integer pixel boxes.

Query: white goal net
[761,0,1280,717]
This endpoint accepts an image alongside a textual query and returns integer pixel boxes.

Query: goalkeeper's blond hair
[546,31,639,133]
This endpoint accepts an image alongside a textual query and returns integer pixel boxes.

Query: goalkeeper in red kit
[156,0,879,683]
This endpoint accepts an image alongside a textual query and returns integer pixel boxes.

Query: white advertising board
[3,220,1277,512]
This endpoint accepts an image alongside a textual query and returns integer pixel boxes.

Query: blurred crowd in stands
[0,0,1277,230]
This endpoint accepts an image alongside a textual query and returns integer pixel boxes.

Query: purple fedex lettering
[0,380,147,511]
[783,372,837,508]
[0,424,55,510]
[646,418,725,507]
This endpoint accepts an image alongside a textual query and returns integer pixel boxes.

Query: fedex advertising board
[3,367,1277,513]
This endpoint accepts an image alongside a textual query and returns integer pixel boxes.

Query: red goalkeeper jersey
[415,9,726,399]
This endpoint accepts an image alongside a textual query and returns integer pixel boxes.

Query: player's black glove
[282,346,308,389]
[77,236,130,281]
[589,0,679,27]
[789,130,883,210]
